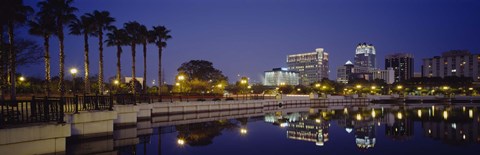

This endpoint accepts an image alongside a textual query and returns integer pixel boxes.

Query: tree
[149,25,171,95]
[106,26,128,86]
[29,12,56,96]
[88,10,115,94]
[124,21,143,95]
[69,14,94,94]
[138,25,149,94]
[14,39,43,67]
[38,0,78,97]
[176,120,239,146]
[177,60,228,82]
[0,0,33,99]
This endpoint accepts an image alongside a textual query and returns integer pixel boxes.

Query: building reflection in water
[385,111,414,141]
[55,105,480,154]
[352,112,376,150]
[266,106,480,149]
[420,107,480,144]
[286,115,329,146]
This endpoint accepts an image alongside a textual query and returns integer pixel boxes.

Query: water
[67,105,480,154]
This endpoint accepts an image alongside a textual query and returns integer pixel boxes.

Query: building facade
[385,53,414,82]
[263,68,300,86]
[336,61,355,84]
[355,43,376,69]
[287,48,329,85]
[371,68,395,84]
[422,50,480,81]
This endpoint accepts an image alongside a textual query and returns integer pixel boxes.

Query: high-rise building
[337,61,355,84]
[422,50,480,81]
[263,68,299,86]
[355,43,376,69]
[385,53,414,82]
[287,48,329,85]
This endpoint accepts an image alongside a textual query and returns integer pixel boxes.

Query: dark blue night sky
[19,0,480,85]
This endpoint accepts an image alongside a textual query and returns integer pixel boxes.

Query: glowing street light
[114,80,119,85]
[356,85,362,89]
[315,83,321,88]
[18,76,25,82]
[241,79,247,84]
[396,85,403,90]
[442,86,449,90]
[177,139,185,145]
[70,68,78,95]
[178,75,185,81]
[371,86,376,89]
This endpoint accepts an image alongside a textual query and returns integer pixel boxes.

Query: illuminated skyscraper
[264,68,299,86]
[355,43,376,69]
[287,48,329,85]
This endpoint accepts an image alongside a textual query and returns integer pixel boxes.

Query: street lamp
[177,138,185,146]
[19,76,25,82]
[70,68,78,95]
[177,75,186,101]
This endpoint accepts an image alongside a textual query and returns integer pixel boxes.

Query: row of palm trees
[1,0,171,99]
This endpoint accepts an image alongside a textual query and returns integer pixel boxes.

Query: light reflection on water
[67,105,480,155]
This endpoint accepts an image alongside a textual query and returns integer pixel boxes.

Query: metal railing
[1,97,64,128]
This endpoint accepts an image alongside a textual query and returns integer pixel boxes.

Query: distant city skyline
[16,0,480,85]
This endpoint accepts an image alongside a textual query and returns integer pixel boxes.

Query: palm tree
[38,0,77,97]
[139,25,149,94]
[149,26,171,96]
[124,21,143,95]
[1,0,33,100]
[106,26,128,86]
[0,4,7,98]
[69,15,93,94]
[88,10,115,94]
[29,14,56,96]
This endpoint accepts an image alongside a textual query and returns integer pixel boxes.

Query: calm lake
[66,104,480,155]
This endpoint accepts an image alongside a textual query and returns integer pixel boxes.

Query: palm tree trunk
[0,26,4,98]
[98,30,104,94]
[131,43,136,95]
[84,32,90,94]
[44,34,51,96]
[116,45,122,83]
[58,25,66,97]
[8,23,16,100]
[158,47,162,96]
[143,42,147,94]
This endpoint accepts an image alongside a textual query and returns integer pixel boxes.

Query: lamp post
[113,80,119,94]
[355,84,362,96]
[178,75,185,101]
[70,68,78,96]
